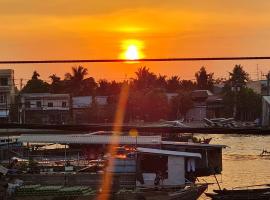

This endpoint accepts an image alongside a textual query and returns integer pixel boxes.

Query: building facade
[0,69,16,122]
[247,80,268,95]
[72,96,108,124]
[186,90,223,121]
[20,93,71,124]
[262,96,270,127]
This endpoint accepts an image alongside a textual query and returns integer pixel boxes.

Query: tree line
[20,65,262,122]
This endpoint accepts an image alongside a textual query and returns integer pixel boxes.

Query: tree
[132,67,157,90]
[21,71,50,93]
[166,76,181,92]
[222,65,260,121]
[64,66,91,96]
[195,67,214,90]
[180,80,196,91]
[49,74,62,93]
[229,64,249,87]
[169,92,193,120]
[156,74,167,89]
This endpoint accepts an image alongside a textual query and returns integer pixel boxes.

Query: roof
[21,93,70,98]
[19,134,161,145]
[263,96,270,105]
[72,96,108,108]
[137,147,201,158]
[191,90,213,99]
[162,141,227,148]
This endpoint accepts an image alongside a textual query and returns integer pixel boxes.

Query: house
[19,93,71,124]
[186,90,223,121]
[136,147,201,186]
[262,96,270,127]
[72,96,108,124]
[0,69,16,122]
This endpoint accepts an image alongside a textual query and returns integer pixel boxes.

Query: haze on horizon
[1,0,270,82]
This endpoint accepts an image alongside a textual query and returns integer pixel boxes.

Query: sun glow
[125,45,139,60]
[120,39,144,61]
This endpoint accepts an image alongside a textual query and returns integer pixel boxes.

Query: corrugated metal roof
[162,141,226,148]
[19,134,161,145]
[137,147,201,158]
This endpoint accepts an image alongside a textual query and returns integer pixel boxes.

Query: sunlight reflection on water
[196,134,270,199]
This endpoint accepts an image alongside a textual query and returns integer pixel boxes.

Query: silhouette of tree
[180,80,196,91]
[169,92,193,120]
[166,76,181,92]
[133,67,157,90]
[49,74,62,93]
[156,74,167,89]
[229,64,249,87]
[64,66,91,96]
[21,71,50,93]
[195,67,214,90]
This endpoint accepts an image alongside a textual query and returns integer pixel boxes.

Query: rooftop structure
[19,134,161,145]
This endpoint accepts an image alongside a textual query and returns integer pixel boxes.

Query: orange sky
[1,0,270,85]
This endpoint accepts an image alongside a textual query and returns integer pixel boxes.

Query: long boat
[205,185,270,200]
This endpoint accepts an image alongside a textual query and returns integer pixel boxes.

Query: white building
[0,69,16,121]
[20,93,70,124]
[262,96,270,127]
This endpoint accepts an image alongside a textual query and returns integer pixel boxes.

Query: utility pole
[20,78,23,90]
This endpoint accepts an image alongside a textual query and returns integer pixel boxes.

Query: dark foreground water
[197,134,270,199]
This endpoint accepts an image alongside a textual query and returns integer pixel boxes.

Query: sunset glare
[125,45,139,60]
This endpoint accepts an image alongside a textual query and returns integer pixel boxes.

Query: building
[0,69,16,122]
[262,96,270,127]
[186,90,223,121]
[72,96,108,124]
[247,80,268,95]
[19,93,71,124]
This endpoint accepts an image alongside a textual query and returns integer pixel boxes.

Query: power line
[2,56,270,64]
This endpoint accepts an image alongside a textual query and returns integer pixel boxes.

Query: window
[36,101,41,107]
[48,102,53,107]
[62,101,67,107]
[0,77,8,86]
[25,101,30,108]
[0,93,6,104]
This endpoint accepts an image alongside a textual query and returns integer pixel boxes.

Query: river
[197,134,270,199]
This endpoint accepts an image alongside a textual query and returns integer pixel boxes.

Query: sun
[120,39,144,61]
[125,45,139,60]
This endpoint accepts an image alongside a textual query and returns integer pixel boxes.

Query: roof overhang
[19,134,161,145]
[137,147,201,158]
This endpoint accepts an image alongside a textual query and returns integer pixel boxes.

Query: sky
[1,0,270,85]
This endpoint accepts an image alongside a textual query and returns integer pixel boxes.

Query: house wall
[20,94,71,124]
[262,97,270,127]
[164,156,185,185]
[0,69,16,121]
[186,105,207,121]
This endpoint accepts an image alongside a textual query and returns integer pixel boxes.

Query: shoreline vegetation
[17,65,262,124]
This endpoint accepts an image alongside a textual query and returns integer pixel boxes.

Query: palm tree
[65,66,88,82]
[167,76,181,92]
[65,66,88,96]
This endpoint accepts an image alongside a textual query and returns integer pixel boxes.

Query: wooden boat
[205,185,270,200]
[137,184,208,200]
[14,184,208,200]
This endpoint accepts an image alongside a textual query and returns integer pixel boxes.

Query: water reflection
[196,134,270,199]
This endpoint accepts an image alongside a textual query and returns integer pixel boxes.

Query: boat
[205,185,270,200]
[13,183,208,200]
